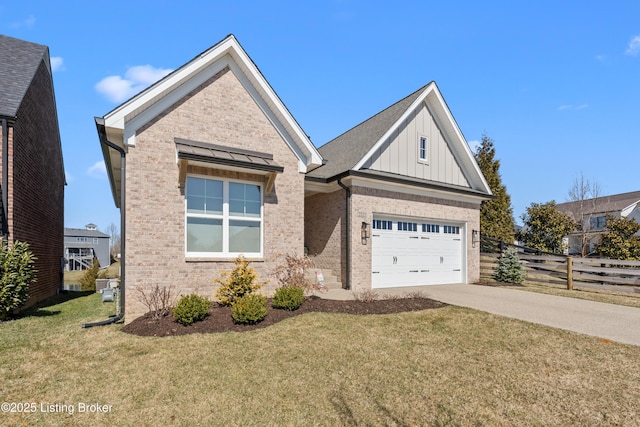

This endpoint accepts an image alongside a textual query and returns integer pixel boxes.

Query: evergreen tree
[493,248,526,284]
[519,201,576,253]
[598,215,640,260]
[474,134,515,243]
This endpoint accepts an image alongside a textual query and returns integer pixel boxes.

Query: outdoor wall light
[361,221,371,244]
[472,229,479,248]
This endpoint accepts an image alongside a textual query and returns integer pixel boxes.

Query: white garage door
[371,218,463,288]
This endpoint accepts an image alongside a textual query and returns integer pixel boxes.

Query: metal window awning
[175,138,284,192]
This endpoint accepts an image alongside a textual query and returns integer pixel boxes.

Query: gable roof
[306,82,492,198]
[0,34,50,118]
[64,227,110,239]
[557,190,640,218]
[97,34,323,206]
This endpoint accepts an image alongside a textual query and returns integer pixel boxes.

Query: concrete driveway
[420,284,640,346]
[324,284,640,346]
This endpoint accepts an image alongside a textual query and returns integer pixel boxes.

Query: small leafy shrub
[173,294,211,326]
[272,285,304,311]
[215,256,267,306]
[79,259,100,291]
[231,294,267,324]
[493,248,526,284]
[0,241,37,320]
[135,284,179,320]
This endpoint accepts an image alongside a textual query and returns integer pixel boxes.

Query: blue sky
[2,1,639,232]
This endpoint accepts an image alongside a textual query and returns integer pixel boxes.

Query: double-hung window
[185,176,262,257]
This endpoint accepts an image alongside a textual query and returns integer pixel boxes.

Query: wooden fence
[480,236,640,292]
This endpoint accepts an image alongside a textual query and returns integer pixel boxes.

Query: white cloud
[558,104,589,111]
[467,139,481,153]
[10,14,36,29]
[65,170,74,183]
[625,35,640,56]
[50,56,64,72]
[87,161,107,179]
[95,65,173,103]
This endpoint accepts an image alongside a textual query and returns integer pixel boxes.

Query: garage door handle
[409,270,418,273]
[393,256,397,264]
[440,256,444,264]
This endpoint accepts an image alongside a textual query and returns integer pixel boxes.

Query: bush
[273,254,314,291]
[493,248,526,284]
[0,241,37,320]
[214,256,266,306]
[231,294,267,324]
[79,259,100,291]
[272,286,304,311]
[135,284,179,320]
[173,294,211,326]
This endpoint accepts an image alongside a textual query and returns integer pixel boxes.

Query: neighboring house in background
[0,34,65,309]
[96,35,492,322]
[64,224,111,271]
[557,190,640,255]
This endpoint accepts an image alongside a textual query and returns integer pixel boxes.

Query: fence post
[566,257,573,291]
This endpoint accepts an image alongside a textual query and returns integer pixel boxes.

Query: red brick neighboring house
[0,34,65,309]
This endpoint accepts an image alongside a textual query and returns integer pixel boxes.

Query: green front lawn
[1,293,638,426]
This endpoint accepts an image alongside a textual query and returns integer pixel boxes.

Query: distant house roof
[557,191,640,219]
[64,228,109,238]
[0,34,49,118]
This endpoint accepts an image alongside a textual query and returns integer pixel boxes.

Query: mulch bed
[122,296,447,337]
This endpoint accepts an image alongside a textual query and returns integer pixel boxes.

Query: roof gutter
[83,119,126,328]
[337,178,351,290]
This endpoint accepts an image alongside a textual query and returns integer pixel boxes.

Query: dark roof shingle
[307,83,431,180]
[0,34,48,117]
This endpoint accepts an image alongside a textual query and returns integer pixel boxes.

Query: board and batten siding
[361,102,469,187]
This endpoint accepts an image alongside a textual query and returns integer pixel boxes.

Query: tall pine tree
[474,134,515,243]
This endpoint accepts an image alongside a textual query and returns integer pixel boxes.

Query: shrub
[79,259,100,291]
[0,241,37,320]
[231,294,267,324]
[173,294,211,326]
[493,248,526,284]
[135,284,179,320]
[272,285,304,311]
[214,256,266,306]
[353,289,379,302]
[272,254,314,292]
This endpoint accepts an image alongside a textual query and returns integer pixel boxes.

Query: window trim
[185,174,263,258]
[417,134,429,164]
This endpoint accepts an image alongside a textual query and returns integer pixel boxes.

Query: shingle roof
[0,34,48,118]
[557,191,640,218]
[64,228,110,238]
[307,83,431,180]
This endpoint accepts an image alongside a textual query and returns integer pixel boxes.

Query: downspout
[1,117,9,239]
[337,178,351,290]
[82,133,126,328]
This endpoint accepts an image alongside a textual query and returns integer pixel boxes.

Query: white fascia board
[353,85,433,171]
[226,44,323,171]
[621,200,640,217]
[425,88,492,196]
[352,83,492,197]
[103,37,236,137]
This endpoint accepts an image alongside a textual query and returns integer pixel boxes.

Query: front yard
[1,292,639,426]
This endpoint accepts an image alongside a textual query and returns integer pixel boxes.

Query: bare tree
[568,173,602,256]
[105,222,121,260]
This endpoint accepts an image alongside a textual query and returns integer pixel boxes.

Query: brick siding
[3,60,65,308]
[304,184,481,293]
[124,67,304,322]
